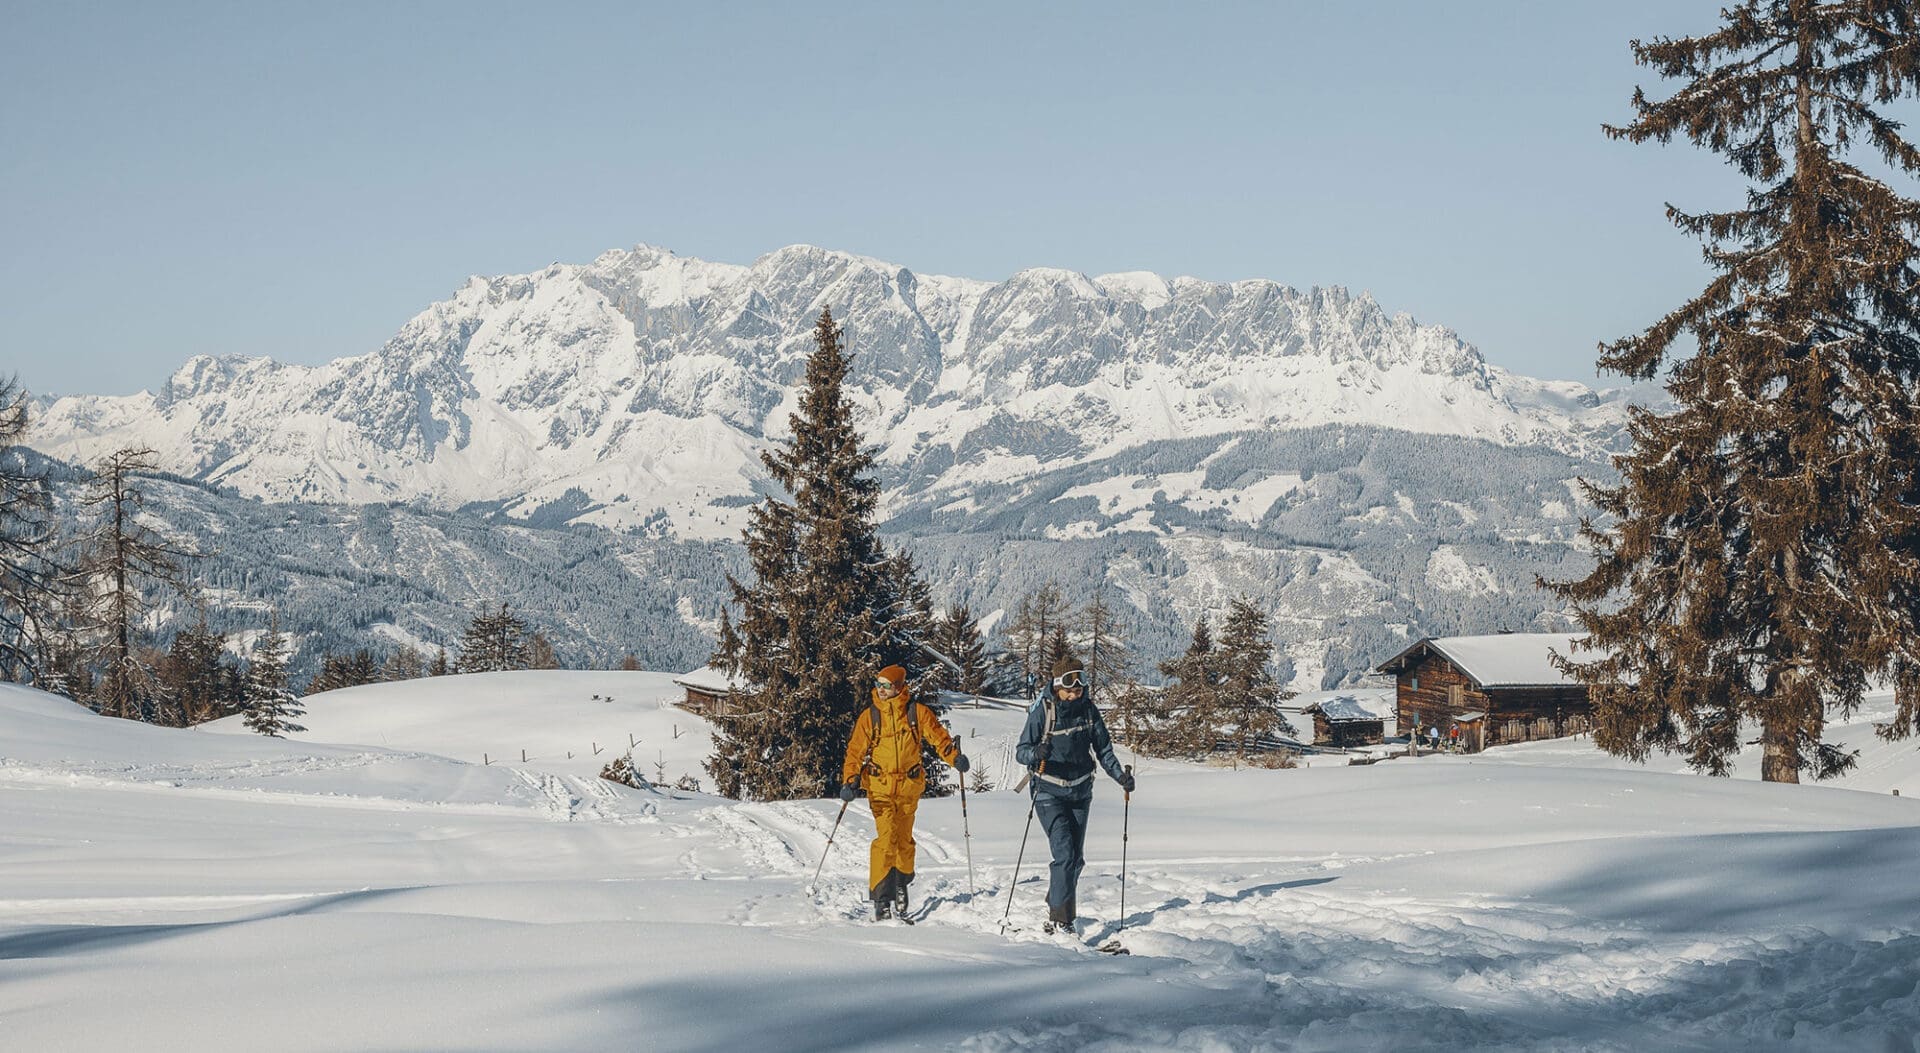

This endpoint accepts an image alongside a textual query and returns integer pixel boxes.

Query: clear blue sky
[5,1,1745,397]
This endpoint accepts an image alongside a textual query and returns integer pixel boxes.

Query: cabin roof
[672,665,749,695]
[1302,694,1388,722]
[1374,633,1589,690]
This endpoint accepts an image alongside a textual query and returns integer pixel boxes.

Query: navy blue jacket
[1015,688,1129,799]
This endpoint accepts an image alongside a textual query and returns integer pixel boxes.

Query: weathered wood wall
[1392,651,1589,749]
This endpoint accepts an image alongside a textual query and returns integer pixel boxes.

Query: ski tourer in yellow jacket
[838,664,967,921]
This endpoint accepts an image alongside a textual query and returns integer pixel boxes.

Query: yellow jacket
[841,686,959,796]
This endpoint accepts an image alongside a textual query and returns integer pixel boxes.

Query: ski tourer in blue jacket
[1014,655,1135,931]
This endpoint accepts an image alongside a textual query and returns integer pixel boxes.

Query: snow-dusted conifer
[936,603,989,695]
[382,646,424,682]
[1215,597,1296,758]
[457,603,531,673]
[707,307,935,801]
[1152,614,1220,757]
[162,609,231,725]
[243,613,304,737]
[1550,2,1920,781]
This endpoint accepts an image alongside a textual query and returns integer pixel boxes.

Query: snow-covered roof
[1375,633,1589,689]
[672,666,748,695]
[1303,694,1387,722]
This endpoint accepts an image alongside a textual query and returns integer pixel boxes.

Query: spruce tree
[1045,624,1073,675]
[458,603,531,673]
[1152,613,1220,757]
[936,603,990,695]
[343,648,380,686]
[1107,675,1154,752]
[243,613,305,737]
[429,647,450,676]
[382,646,425,682]
[707,307,934,801]
[162,609,230,725]
[307,651,339,695]
[1549,2,1920,782]
[1215,597,1297,758]
[0,377,59,684]
[73,448,193,721]
[309,648,381,694]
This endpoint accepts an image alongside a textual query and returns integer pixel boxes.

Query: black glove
[839,782,857,802]
[1120,772,1136,793]
[954,753,970,774]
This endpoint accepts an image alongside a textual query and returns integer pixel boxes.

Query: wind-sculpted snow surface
[2,679,1916,1051]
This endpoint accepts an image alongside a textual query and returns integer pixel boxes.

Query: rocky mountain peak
[27,242,1641,539]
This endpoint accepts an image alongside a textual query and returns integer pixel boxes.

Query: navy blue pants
[1033,792,1091,914]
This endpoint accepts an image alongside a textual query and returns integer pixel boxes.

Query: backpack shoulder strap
[863,697,927,772]
[862,701,881,773]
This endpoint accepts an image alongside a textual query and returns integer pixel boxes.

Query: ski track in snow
[7,680,1916,1052]
[950,862,1920,1052]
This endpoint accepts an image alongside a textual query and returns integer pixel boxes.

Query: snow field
[3,678,1918,1051]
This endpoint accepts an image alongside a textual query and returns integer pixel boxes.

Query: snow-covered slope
[28,243,1648,541]
[202,670,715,786]
[4,679,1917,1050]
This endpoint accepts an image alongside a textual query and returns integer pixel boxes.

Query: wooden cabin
[1301,694,1387,748]
[1374,633,1591,751]
[672,666,747,719]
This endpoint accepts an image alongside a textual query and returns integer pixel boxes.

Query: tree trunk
[1760,721,1801,783]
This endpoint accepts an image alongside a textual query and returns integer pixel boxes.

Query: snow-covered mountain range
[23,244,1659,687]
[29,244,1641,542]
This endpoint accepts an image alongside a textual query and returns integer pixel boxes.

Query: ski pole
[810,798,851,893]
[958,769,976,896]
[1118,764,1132,928]
[1001,792,1036,931]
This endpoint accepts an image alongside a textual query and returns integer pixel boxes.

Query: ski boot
[1042,901,1073,935]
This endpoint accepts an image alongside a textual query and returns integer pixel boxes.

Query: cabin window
[1410,676,1419,691]
[1448,683,1464,708]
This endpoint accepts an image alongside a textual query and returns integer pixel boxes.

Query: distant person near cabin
[1449,724,1462,752]
[839,664,966,922]
[1427,724,1441,751]
[1015,656,1134,934]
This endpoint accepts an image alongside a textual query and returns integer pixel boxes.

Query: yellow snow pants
[868,785,923,893]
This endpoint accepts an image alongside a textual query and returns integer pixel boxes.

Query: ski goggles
[1051,670,1084,689]
[874,678,903,692]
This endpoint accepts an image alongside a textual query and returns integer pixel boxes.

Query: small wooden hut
[1301,695,1387,747]
[1374,633,1592,751]
[672,666,747,719]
